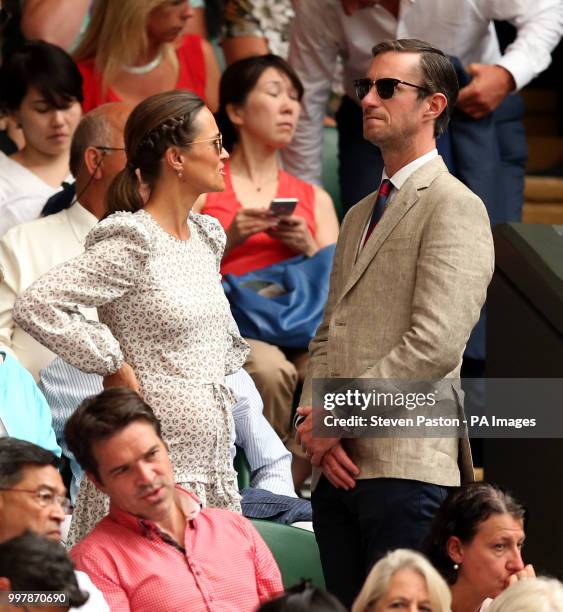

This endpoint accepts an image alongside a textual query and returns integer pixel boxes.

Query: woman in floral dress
[14,90,249,545]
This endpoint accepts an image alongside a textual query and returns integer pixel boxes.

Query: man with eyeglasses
[0,102,131,380]
[0,438,109,610]
[296,39,494,608]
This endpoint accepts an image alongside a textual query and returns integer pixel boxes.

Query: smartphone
[270,197,298,217]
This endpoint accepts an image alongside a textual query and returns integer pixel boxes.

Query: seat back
[251,519,325,589]
[233,445,251,490]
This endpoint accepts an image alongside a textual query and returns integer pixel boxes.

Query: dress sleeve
[192,212,227,271]
[13,213,151,376]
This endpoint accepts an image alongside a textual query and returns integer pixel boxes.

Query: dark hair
[216,54,304,151]
[0,40,83,114]
[64,387,163,482]
[257,582,346,612]
[106,90,205,214]
[0,438,59,489]
[371,38,458,137]
[0,531,89,607]
[425,482,527,585]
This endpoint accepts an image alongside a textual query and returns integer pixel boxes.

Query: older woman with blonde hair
[74,0,220,112]
[488,577,563,612]
[352,549,452,612]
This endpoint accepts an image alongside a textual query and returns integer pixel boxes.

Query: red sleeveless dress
[78,35,206,112]
[202,161,316,276]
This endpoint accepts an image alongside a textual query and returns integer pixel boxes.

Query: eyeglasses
[0,487,71,513]
[185,134,223,156]
[93,146,126,153]
[354,78,429,101]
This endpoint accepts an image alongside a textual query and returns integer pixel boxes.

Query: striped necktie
[363,178,392,247]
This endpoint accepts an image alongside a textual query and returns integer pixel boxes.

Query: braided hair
[106,90,205,214]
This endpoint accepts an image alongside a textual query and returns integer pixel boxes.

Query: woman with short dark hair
[0,40,82,235]
[426,482,535,612]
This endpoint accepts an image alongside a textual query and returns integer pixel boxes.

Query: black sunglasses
[354,78,429,101]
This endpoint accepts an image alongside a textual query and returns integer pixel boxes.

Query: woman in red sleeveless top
[73,0,220,113]
[195,55,339,487]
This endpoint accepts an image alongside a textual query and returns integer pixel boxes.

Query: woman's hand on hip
[104,362,141,396]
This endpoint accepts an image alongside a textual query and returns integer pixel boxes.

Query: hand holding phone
[270,197,298,217]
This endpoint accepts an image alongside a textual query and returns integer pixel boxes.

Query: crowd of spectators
[1,1,562,610]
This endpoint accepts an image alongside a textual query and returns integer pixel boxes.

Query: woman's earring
[453,563,459,571]
[177,169,183,180]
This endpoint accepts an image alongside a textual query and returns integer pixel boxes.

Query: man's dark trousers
[312,475,449,608]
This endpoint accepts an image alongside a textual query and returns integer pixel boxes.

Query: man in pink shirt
[65,387,283,612]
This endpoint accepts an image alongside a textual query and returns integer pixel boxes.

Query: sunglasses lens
[376,79,396,100]
[355,80,371,101]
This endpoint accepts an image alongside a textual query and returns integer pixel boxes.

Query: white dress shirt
[74,570,110,611]
[358,149,438,252]
[283,0,563,184]
[0,202,98,379]
[0,152,72,237]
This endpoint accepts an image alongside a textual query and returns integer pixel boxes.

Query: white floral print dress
[14,210,249,545]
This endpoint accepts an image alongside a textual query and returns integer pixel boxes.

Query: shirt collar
[383,148,438,191]
[108,485,202,538]
[67,202,98,231]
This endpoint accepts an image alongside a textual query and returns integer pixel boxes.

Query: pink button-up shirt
[71,487,283,611]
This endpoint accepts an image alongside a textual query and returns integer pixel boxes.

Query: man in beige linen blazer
[297,39,494,607]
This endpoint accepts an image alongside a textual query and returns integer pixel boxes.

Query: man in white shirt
[0,103,130,379]
[283,0,563,211]
[0,438,109,610]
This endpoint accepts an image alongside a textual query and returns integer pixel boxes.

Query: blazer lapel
[339,156,449,302]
